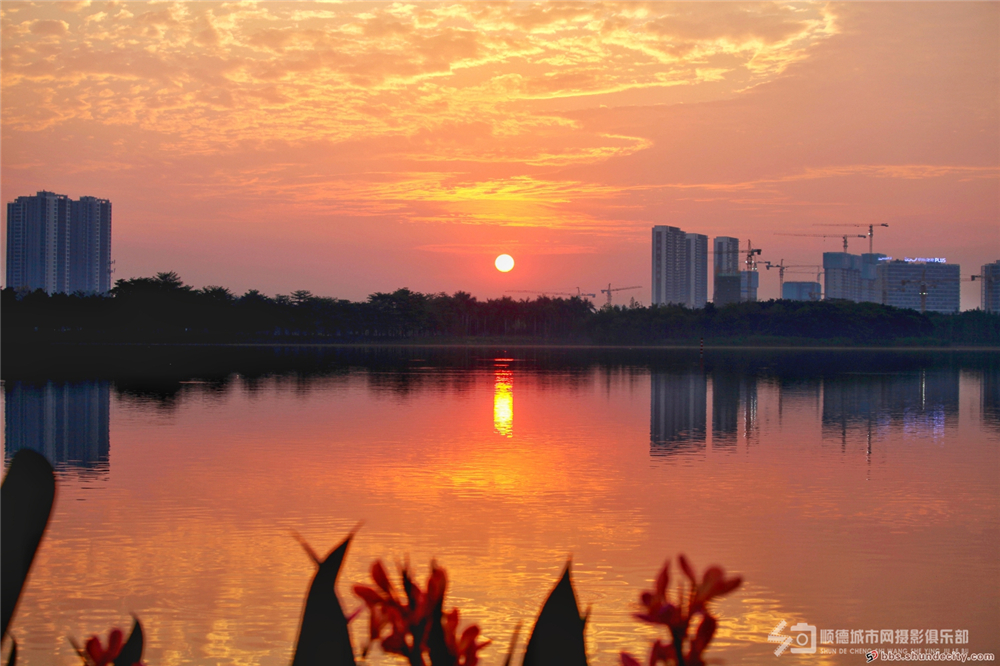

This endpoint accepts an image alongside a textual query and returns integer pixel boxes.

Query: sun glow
[495,254,515,272]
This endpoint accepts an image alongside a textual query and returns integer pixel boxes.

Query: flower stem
[671,628,686,666]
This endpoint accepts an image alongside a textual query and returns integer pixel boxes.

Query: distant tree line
[3,271,998,345]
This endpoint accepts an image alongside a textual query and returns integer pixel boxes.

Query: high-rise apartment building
[6,191,111,294]
[6,191,72,294]
[981,260,1000,312]
[652,226,684,306]
[877,260,960,314]
[70,196,113,294]
[684,233,708,308]
[652,226,707,308]
[713,236,741,306]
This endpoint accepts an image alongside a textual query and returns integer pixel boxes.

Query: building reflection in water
[493,359,513,437]
[821,369,959,445]
[711,370,757,450]
[650,370,706,455]
[650,366,968,459]
[4,380,111,474]
[983,366,1000,433]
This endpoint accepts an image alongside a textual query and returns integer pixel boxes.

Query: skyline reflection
[650,370,706,455]
[711,371,758,450]
[822,369,959,443]
[4,380,110,475]
[983,367,1000,432]
[646,366,979,458]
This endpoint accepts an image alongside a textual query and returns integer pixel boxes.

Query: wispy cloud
[1,1,837,164]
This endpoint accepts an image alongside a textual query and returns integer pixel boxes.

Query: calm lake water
[3,346,999,665]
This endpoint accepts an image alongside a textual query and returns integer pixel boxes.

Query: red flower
[440,608,490,666]
[84,628,123,666]
[678,555,742,616]
[354,560,487,666]
[624,555,741,666]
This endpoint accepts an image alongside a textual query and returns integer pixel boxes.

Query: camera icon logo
[768,620,817,656]
[788,622,817,654]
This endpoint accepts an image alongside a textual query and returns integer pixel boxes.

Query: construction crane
[775,233,867,253]
[744,239,762,271]
[971,273,995,287]
[506,288,597,299]
[893,270,935,314]
[763,259,823,292]
[813,223,889,254]
[601,283,641,306]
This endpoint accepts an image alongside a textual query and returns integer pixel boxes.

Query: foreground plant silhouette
[620,555,742,666]
[1,448,739,666]
[290,533,743,666]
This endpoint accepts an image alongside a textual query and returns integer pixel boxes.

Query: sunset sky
[2,1,997,308]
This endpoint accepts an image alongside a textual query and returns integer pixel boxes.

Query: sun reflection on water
[493,360,514,437]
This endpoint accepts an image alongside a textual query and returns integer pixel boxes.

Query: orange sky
[2,2,997,308]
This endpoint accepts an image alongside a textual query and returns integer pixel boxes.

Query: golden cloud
[1,1,838,163]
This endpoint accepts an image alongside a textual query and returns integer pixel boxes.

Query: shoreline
[5,339,1000,352]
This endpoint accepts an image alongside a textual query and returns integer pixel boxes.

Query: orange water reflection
[2,358,998,665]
[493,360,513,438]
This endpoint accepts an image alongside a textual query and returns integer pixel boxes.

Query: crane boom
[506,289,597,299]
[775,233,867,252]
[763,260,822,291]
[813,223,889,254]
[600,283,642,306]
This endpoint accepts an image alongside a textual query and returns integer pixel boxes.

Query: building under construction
[822,252,887,302]
[982,260,1000,312]
[783,281,822,301]
[713,237,742,306]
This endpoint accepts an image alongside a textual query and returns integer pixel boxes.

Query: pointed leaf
[6,638,16,666]
[655,560,670,598]
[114,618,143,666]
[291,534,356,666]
[2,450,55,638]
[522,564,588,666]
[371,561,392,594]
[619,653,640,666]
[678,554,696,587]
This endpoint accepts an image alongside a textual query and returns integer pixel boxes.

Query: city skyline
[1,2,997,309]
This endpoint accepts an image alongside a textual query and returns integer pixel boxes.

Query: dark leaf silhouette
[6,638,16,666]
[114,618,144,666]
[291,533,356,666]
[522,563,588,666]
[1,450,55,638]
